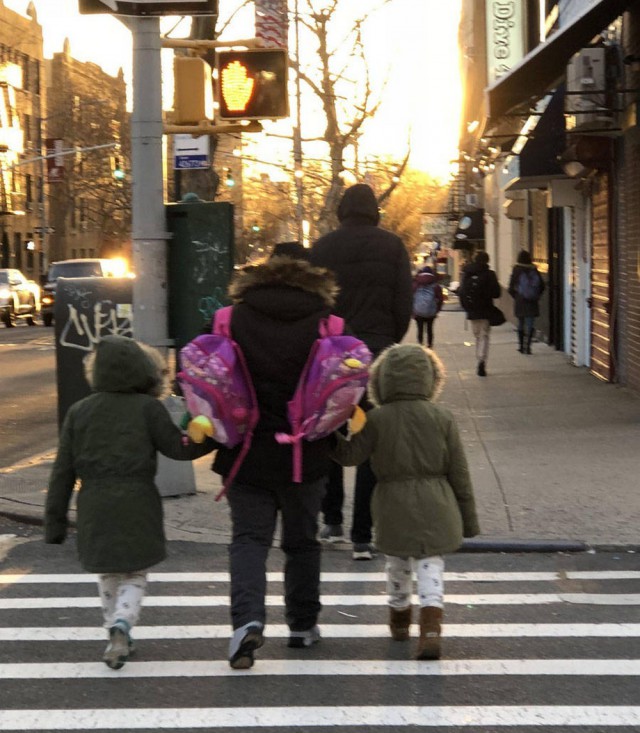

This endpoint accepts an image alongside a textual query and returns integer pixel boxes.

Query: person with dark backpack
[458,251,501,377]
[412,265,443,348]
[508,250,545,355]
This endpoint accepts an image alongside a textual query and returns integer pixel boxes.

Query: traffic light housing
[172,55,213,126]
[216,48,289,121]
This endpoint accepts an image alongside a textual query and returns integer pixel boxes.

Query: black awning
[519,87,567,179]
[486,0,632,126]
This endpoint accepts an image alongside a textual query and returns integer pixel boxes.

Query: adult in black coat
[212,255,338,669]
[458,250,501,377]
[310,183,413,559]
[508,249,545,354]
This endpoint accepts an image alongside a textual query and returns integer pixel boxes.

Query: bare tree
[294,0,408,234]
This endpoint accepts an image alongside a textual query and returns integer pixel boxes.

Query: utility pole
[292,0,305,244]
[125,16,170,349]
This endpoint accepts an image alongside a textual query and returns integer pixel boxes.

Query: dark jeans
[415,316,435,347]
[227,478,325,632]
[322,460,375,544]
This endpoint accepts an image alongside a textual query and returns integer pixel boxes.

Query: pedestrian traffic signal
[216,48,289,121]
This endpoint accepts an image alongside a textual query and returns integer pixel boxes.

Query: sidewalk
[1,305,639,550]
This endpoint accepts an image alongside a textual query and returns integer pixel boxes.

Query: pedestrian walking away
[458,250,501,377]
[310,183,413,559]
[207,251,342,669]
[508,249,545,355]
[412,264,444,348]
[330,344,480,660]
[44,336,216,670]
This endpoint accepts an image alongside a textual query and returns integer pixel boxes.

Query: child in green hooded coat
[45,336,216,670]
[331,343,479,660]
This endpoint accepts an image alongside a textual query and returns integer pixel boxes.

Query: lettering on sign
[485,0,524,84]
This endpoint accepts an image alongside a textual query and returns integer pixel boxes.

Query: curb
[460,537,589,553]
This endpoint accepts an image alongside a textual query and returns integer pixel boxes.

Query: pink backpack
[177,307,371,496]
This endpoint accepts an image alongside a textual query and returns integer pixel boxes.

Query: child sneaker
[103,621,131,670]
[288,625,321,648]
[319,524,345,542]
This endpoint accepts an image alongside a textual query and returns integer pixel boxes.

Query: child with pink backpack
[179,245,370,669]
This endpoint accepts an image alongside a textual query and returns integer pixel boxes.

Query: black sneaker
[352,543,376,560]
[229,624,264,670]
[288,625,321,648]
[319,524,345,543]
[477,361,487,377]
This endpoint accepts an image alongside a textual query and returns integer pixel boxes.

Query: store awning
[505,88,568,190]
[486,0,632,127]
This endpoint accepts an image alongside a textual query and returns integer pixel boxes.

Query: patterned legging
[97,572,148,629]
[385,555,444,609]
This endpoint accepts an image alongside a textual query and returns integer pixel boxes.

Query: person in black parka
[211,254,339,669]
[458,250,501,377]
[508,249,545,354]
[309,183,413,560]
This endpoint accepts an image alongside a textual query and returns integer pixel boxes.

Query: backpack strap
[209,305,261,502]
[319,314,344,338]
[213,305,233,337]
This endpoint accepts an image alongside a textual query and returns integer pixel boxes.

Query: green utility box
[166,201,234,352]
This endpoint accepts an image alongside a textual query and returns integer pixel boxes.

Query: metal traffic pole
[126,15,171,349]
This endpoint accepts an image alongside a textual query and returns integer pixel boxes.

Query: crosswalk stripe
[1,593,639,609]
[0,706,639,729]
[1,570,639,584]
[1,623,638,641]
[0,658,638,679]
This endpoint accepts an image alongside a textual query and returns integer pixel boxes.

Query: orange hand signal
[221,61,255,112]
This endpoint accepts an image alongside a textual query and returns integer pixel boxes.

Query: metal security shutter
[590,174,613,381]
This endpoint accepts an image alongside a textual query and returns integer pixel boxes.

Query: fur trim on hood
[228,255,338,307]
[368,343,445,406]
[83,336,169,398]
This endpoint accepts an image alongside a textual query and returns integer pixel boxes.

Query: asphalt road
[0,531,638,732]
[0,324,57,468]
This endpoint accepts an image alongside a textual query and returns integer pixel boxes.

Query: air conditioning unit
[465,193,479,207]
[565,47,618,133]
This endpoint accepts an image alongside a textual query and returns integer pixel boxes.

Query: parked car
[41,258,126,327]
[0,269,40,327]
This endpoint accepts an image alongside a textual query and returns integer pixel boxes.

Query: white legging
[97,572,148,629]
[385,555,444,609]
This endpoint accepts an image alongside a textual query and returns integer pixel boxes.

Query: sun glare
[7,0,462,181]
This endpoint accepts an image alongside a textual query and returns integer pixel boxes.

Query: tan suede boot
[415,606,442,660]
[388,606,412,641]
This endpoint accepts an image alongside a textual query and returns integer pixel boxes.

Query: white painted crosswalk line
[1,592,639,609]
[0,706,639,729]
[1,567,638,731]
[1,570,639,583]
[1,623,639,641]
[0,658,639,679]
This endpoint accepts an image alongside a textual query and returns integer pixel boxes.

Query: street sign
[173,134,210,170]
[78,0,217,16]
[33,227,55,235]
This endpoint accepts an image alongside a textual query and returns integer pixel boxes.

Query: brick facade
[0,3,45,282]
[45,41,130,267]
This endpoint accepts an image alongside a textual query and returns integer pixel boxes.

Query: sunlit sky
[5,0,462,180]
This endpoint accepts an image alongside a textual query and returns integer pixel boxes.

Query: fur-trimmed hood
[229,256,338,307]
[368,343,445,406]
[83,335,169,398]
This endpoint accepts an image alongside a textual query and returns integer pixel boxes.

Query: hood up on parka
[84,335,168,397]
[368,343,445,407]
[228,255,338,309]
[337,183,380,226]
